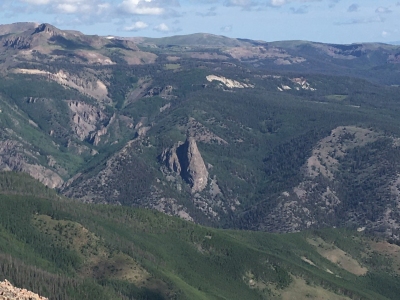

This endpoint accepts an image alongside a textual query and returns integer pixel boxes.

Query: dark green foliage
[0,172,399,299]
[336,138,400,223]
[107,67,138,109]
[49,36,94,51]
[0,171,58,198]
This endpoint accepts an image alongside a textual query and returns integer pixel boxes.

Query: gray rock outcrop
[0,279,48,300]
[161,138,208,193]
[160,142,183,174]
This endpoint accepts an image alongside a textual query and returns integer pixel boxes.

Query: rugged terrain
[1,22,400,239]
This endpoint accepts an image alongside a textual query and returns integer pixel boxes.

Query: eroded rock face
[67,101,108,141]
[14,69,111,103]
[160,142,183,174]
[0,279,48,300]
[33,23,63,37]
[206,75,253,88]
[179,138,209,193]
[162,138,208,193]
[2,37,31,49]
[0,140,64,188]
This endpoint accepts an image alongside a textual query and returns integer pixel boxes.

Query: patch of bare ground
[307,237,368,276]
[224,46,305,64]
[120,50,157,65]
[189,52,229,60]
[370,241,400,274]
[301,256,316,266]
[243,271,268,291]
[279,277,351,300]
[75,50,114,65]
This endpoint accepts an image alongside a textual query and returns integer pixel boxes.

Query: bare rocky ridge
[0,279,47,300]
[206,75,254,89]
[0,140,64,188]
[14,69,111,103]
[224,46,306,64]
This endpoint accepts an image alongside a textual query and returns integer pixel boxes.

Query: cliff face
[161,138,209,193]
[161,141,183,174]
[179,138,209,193]
[0,279,48,300]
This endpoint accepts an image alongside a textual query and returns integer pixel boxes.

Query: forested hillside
[2,172,400,299]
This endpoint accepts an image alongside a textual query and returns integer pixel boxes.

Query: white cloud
[97,3,110,14]
[56,3,78,13]
[119,0,164,15]
[154,23,169,32]
[20,0,110,15]
[22,0,50,4]
[269,0,322,7]
[382,30,389,37]
[375,7,392,14]
[124,21,149,31]
[225,0,254,6]
[270,0,287,6]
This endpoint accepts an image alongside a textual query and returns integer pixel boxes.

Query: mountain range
[1,22,400,240]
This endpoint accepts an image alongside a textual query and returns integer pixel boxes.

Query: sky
[1,0,400,44]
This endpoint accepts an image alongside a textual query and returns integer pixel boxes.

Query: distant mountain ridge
[0,22,39,35]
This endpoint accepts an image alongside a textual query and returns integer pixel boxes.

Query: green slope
[0,171,400,299]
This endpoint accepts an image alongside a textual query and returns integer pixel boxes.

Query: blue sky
[1,0,399,44]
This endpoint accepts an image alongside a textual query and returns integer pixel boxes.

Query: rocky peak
[33,23,64,37]
[162,138,208,193]
[180,137,209,193]
[0,279,48,299]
